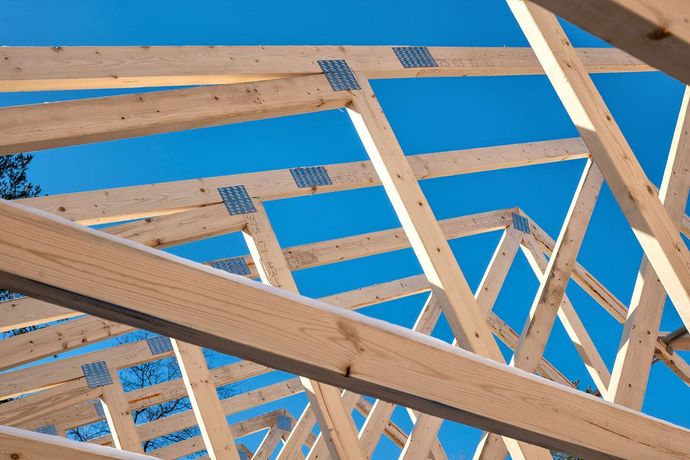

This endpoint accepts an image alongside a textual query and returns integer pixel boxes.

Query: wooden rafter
[0,199,688,458]
[0,46,652,91]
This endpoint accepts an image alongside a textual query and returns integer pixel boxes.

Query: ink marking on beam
[218,185,256,215]
[147,335,173,355]
[393,46,438,68]
[81,361,113,388]
[318,60,360,91]
[290,166,333,188]
[276,414,292,431]
[34,424,58,436]
[512,213,531,234]
[210,257,251,276]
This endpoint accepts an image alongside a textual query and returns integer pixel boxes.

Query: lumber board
[0,46,652,92]
[529,0,690,84]
[0,200,688,458]
[0,424,153,460]
[507,0,690,338]
[0,74,350,155]
[18,138,588,225]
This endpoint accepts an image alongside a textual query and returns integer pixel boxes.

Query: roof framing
[0,9,689,458]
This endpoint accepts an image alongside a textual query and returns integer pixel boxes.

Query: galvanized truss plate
[318,60,360,91]
[393,46,438,68]
[210,256,251,276]
[218,185,256,215]
[34,424,58,436]
[512,213,531,234]
[147,335,173,355]
[276,414,292,431]
[81,361,113,388]
[290,166,333,189]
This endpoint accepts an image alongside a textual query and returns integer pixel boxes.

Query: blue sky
[1,0,689,458]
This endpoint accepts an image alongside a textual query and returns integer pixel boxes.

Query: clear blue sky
[1,0,688,458]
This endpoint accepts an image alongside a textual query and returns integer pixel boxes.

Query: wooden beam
[19,138,587,225]
[528,0,690,85]
[513,161,603,373]
[608,86,690,409]
[242,201,364,460]
[147,411,283,458]
[0,424,153,459]
[0,74,350,155]
[359,295,443,459]
[0,379,101,428]
[0,338,173,401]
[0,296,81,333]
[506,0,690,336]
[520,234,612,393]
[348,73,549,460]
[526,212,690,385]
[253,426,283,460]
[0,46,652,92]
[398,230,522,460]
[0,200,689,458]
[0,315,132,372]
[99,367,144,453]
[171,340,241,460]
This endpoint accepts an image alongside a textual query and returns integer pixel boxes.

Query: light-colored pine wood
[171,339,241,460]
[348,73,549,460]
[253,426,283,460]
[19,139,586,225]
[0,46,651,91]
[0,315,132,372]
[401,230,526,460]
[507,0,690,335]
[520,234,612,393]
[0,296,81,333]
[0,74,350,155]
[608,86,690,409]
[147,411,284,458]
[0,379,101,428]
[0,424,153,460]
[99,369,144,453]
[242,200,364,460]
[359,295,442,459]
[0,339,173,401]
[1,200,689,458]
[0,208,511,334]
[527,212,690,384]
[512,161,603,373]
[527,0,690,85]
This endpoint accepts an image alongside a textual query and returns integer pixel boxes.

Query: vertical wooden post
[242,200,364,460]
[172,339,241,460]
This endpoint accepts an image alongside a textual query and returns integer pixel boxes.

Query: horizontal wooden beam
[0,424,153,459]
[0,208,512,333]
[0,46,653,92]
[19,137,588,225]
[0,74,349,155]
[0,200,688,458]
[529,0,690,85]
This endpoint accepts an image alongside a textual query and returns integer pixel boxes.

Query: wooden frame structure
[1,2,690,458]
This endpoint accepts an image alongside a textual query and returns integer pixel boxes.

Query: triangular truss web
[0,2,689,459]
